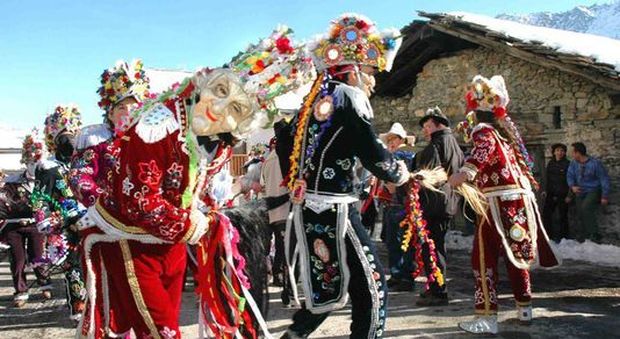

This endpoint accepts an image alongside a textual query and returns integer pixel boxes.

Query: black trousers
[5,223,51,294]
[543,194,569,241]
[421,217,449,296]
[268,221,286,275]
[288,206,387,338]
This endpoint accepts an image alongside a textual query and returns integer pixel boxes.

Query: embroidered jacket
[70,124,115,207]
[459,123,559,269]
[92,98,215,244]
[286,81,408,195]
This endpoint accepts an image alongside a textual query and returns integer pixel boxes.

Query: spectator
[542,143,571,241]
[416,107,464,306]
[567,142,611,242]
[379,122,416,291]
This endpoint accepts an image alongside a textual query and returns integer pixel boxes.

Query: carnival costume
[455,75,560,334]
[32,105,87,320]
[76,27,313,339]
[0,131,52,307]
[277,14,406,338]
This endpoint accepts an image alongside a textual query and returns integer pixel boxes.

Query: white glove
[187,209,209,245]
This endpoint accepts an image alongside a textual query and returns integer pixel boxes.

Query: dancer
[278,13,406,338]
[448,75,560,334]
[76,26,313,338]
[31,105,87,322]
[0,131,52,307]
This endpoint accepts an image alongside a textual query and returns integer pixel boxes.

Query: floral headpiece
[465,75,510,119]
[21,129,46,164]
[228,25,315,124]
[97,59,151,113]
[249,143,269,158]
[43,104,82,152]
[309,13,402,72]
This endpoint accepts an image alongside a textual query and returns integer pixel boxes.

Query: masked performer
[0,131,52,307]
[70,59,150,207]
[277,14,408,339]
[31,105,86,322]
[76,26,313,339]
[448,75,560,334]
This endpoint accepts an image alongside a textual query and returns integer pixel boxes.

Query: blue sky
[0,0,604,130]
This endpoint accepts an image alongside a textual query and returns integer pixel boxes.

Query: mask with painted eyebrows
[191,69,255,137]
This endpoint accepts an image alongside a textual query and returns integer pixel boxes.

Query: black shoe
[416,293,449,306]
[391,279,414,292]
[387,277,401,288]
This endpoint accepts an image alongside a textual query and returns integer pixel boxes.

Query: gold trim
[119,240,161,339]
[482,184,521,193]
[180,217,197,243]
[96,202,148,234]
[516,301,532,307]
[121,136,131,141]
[478,218,491,314]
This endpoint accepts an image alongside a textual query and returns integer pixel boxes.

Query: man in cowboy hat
[379,123,416,291]
[415,107,464,306]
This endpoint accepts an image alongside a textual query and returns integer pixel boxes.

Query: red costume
[460,123,560,316]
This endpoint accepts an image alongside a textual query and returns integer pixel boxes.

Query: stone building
[371,12,620,244]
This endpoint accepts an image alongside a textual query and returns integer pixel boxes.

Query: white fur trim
[76,124,112,150]
[135,103,180,144]
[394,160,410,186]
[332,83,373,121]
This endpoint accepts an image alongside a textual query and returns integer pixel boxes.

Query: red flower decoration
[275,36,294,54]
[138,160,162,186]
[355,20,369,31]
[493,106,507,119]
[465,91,478,113]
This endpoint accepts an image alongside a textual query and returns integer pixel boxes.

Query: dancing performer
[30,104,86,321]
[76,26,313,338]
[0,131,52,307]
[277,14,406,338]
[448,75,560,334]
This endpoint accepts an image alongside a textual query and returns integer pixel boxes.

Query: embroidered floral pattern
[336,158,352,171]
[159,326,177,339]
[164,162,183,190]
[322,167,336,180]
[474,268,497,308]
[138,160,162,186]
[122,176,134,196]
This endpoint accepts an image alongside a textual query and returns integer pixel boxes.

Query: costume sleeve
[597,160,611,198]
[344,105,408,186]
[460,128,497,181]
[566,161,577,188]
[69,144,104,207]
[117,133,204,243]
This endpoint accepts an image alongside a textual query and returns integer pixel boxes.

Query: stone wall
[372,47,620,244]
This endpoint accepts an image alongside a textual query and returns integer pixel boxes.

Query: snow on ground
[445,230,620,268]
[447,12,620,71]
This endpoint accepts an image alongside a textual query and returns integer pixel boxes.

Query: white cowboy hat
[379,122,415,145]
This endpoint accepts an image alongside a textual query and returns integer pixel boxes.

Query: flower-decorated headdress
[97,59,151,113]
[228,25,315,125]
[21,128,46,164]
[308,13,402,72]
[465,75,510,118]
[43,104,83,152]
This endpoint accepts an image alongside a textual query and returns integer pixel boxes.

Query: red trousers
[81,235,186,339]
[471,220,531,315]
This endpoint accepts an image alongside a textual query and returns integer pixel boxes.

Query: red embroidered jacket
[94,101,201,243]
[460,124,524,192]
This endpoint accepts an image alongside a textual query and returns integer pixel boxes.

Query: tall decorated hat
[43,104,83,152]
[21,128,46,164]
[228,25,315,125]
[465,75,510,118]
[308,13,403,72]
[97,59,151,113]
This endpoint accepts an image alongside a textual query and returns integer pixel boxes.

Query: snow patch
[445,230,620,268]
[448,11,620,71]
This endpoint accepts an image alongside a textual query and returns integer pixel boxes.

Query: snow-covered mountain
[497,1,620,39]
